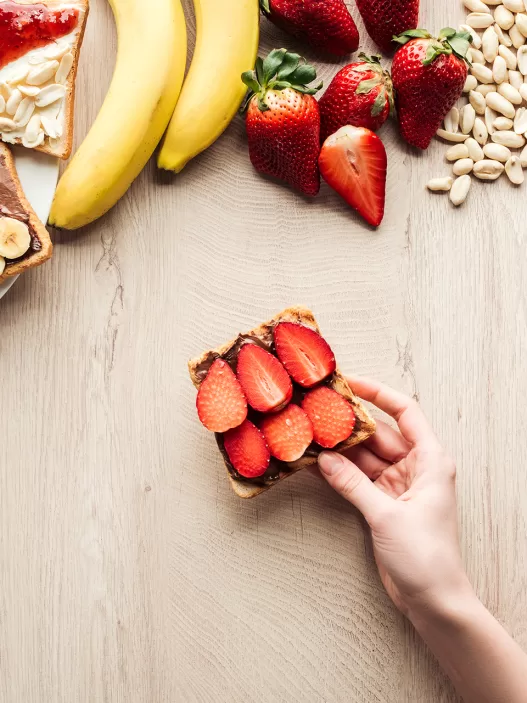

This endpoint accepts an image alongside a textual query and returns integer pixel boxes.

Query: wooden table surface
[1,0,527,701]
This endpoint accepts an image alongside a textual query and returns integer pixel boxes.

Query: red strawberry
[392,28,472,150]
[355,0,420,54]
[236,343,293,413]
[319,125,387,228]
[196,359,247,433]
[319,54,394,143]
[242,49,321,196]
[260,0,359,57]
[273,322,336,388]
[302,386,356,448]
[224,420,271,478]
[260,404,314,462]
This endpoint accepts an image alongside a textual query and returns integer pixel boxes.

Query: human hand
[318,377,473,620]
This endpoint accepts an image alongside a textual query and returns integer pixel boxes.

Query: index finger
[347,375,440,447]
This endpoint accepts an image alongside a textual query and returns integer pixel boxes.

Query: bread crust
[188,306,376,499]
[0,143,52,282]
[0,0,90,160]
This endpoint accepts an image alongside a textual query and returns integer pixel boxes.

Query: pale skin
[317,376,527,703]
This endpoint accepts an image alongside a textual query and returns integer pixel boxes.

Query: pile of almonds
[0,42,73,149]
[428,0,527,206]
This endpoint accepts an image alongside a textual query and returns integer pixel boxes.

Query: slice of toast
[0,0,89,159]
[188,307,377,499]
[0,143,52,282]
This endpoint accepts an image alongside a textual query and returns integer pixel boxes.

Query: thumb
[318,451,392,522]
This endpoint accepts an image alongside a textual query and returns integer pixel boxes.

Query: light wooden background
[1,0,526,701]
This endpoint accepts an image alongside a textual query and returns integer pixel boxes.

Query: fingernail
[318,452,342,476]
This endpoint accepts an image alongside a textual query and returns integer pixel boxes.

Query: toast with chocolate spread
[189,307,376,499]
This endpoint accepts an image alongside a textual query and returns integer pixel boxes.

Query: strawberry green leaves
[241,49,322,113]
[393,28,473,66]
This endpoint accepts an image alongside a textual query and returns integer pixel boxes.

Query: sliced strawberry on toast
[196,359,247,433]
[302,386,356,448]
[319,125,387,228]
[260,404,314,462]
[273,321,336,388]
[236,343,293,413]
[224,420,271,478]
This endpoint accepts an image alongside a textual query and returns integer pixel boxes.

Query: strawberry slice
[302,386,356,448]
[260,404,314,462]
[319,125,387,228]
[196,359,247,433]
[236,343,293,413]
[273,322,336,388]
[224,420,271,478]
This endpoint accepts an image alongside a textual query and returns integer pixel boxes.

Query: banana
[0,217,31,259]
[158,0,259,172]
[49,0,187,230]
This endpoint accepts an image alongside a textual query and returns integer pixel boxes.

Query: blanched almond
[510,24,526,48]
[508,70,524,89]
[6,89,22,116]
[470,89,487,114]
[483,142,512,161]
[473,159,505,179]
[18,85,40,97]
[483,25,499,61]
[13,97,35,127]
[472,63,495,83]
[26,60,59,86]
[476,83,497,95]
[474,116,489,143]
[436,129,470,142]
[497,81,523,103]
[514,106,527,133]
[495,5,515,30]
[453,158,474,175]
[41,115,62,139]
[494,116,514,129]
[0,117,16,131]
[467,12,495,28]
[471,48,486,64]
[55,52,74,85]
[505,155,524,182]
[491,129,526,146]
[517,45,527,74]
[35,83,66,108]
[464,0,492,12]
[427,177,453,191]
[22,131,44,149]
[446,143,470,160]
[499,45,517,70]
[464,75,479,92]
[461,104,477,133]
[520,83,527,99]
[444,107,460,133]
[450,175,472,205]
[485,106,498,135]
[494,24,513,47]
[486,90,516,116]
[493,55,509,83]
[516,13,527,37]
[25,114,41,143]
[466,137,485,161]
[503,0,525,11]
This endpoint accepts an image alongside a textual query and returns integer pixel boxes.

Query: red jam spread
[0,2,79,69]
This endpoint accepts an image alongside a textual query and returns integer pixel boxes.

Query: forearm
[409,589,527,703]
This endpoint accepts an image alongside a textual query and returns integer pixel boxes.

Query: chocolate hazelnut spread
[195,324,361,487]
[0,153,40,265]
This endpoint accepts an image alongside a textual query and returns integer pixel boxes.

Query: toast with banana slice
[0,143,52,282]
[189,307,377,499]
[0,0,89,159]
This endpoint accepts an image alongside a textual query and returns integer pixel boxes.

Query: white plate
[0,146,59,300]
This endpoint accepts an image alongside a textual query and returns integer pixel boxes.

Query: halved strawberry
[236,344,293,413]
[273,322,336,388]
[319,125,387,228]
[196,359,247,433]
[260,404,314,462]
[302,386,356,448]
[223,420,271,478]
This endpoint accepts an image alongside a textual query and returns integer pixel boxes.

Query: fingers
[363,419,412,464]
[318,451,393,522]
[343,444,390,480]
[348,375,440,447]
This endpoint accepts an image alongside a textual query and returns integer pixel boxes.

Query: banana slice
[0,217,31,259]
[0,256,5,276]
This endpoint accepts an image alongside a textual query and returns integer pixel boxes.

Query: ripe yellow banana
[158,0,260,172]
[49,0,187,230]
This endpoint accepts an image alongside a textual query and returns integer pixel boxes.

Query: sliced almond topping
[25,113,42,143]
[44,42,70,61]
[6,66,29,85]
[55,52,74,85]
[35,84,66,108]
[0,117,16,132]
[13,97,35,127]
[18,85,40,97]
[22,130,45,150]
[6,89,22,116]
[26,60,59,86]
[40,115,61,139]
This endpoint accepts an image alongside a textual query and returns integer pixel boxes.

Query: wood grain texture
[0,0,526,701]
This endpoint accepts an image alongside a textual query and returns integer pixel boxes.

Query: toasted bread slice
[0,0,89,159]
[0,143,52,283]
[189,307,376,499]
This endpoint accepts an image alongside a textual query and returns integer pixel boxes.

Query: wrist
[405,575,479,631]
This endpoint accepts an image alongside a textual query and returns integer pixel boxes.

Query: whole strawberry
[242,49,322,196]
[392,28,472,149]
[355,0,420,54]
[319,54,394,143]
[260,0,359,57]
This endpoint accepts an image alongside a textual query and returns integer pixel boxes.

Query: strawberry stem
[355,53,395,118]
[393,28,473,66]
[241,48,322,113]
